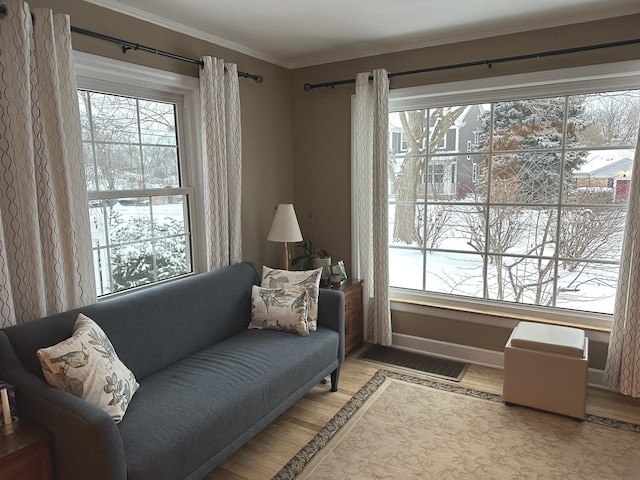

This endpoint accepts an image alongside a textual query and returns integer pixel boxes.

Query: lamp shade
[267,204,303,243]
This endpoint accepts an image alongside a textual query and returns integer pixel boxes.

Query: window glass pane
[142,146,179,188]
[89,200,108,248]
[390,248,423,289]
[389,155,424,206]
[426,252,484,297]
[555,261,619,314]
[151,195,188,234]
[155,236,190,281]
[490,152,562,204]
[389,202,422,248]
[95,143,143,191]
[83,143,97,191]
[486,255,556,306]
[487,207,557,256]
[424,158,449,198]
[567,149,634,204]
[88,92,140,143]
[428,106,468,152]
[445,154,482,201]
[492,97,565,151]
[93,248,111,296]
[138,100,177,145]
[110,240,153,291]
[559,206,626,262]
[568,92,640,149]
[436,204,481,253]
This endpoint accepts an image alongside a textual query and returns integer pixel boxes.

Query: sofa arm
[0,332,126,480]
[317,289,345,362]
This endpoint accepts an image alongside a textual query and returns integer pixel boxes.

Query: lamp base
[0,416,18,435]
[282,242,290,270]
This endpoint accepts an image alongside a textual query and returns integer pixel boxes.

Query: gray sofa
[0,261,345,480]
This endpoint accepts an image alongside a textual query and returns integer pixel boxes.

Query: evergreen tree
[481,96,589,204]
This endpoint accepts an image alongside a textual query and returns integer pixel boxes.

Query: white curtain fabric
[603,126,640,397]
[0,0,96,328]
[353,69,392,345]
[200,57,242,271]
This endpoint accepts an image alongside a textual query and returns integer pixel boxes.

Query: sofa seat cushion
[117,327,339,480]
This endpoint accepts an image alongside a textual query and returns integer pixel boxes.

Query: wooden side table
[0,420,54,480]
[331,279,364,355]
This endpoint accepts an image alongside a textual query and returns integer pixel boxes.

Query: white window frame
[74,52,206,294]
[352,59,640,332]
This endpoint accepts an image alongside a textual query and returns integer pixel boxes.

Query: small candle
[1,388,11,425]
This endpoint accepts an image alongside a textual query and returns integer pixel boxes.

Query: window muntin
[80,89,193,296]
[388,90,639,317]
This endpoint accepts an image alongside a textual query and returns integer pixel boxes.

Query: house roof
[575,153,633,178]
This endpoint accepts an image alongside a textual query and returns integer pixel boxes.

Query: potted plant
[291,236,331,286]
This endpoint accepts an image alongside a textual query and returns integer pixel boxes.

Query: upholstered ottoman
[503,321,588,419]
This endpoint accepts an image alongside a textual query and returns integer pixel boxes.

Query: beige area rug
[274,370,640,480]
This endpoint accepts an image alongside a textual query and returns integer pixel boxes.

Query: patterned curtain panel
[199,57,242,270]
[353,69,392,346]
[0,1,96,328]
[603,125,640,397]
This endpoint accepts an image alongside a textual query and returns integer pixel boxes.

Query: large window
[75,53,201,297]
[385,63,640,325]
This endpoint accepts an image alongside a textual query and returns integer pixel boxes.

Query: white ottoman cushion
[509,321,585,357]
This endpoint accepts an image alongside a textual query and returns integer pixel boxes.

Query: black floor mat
[358,345,469,382]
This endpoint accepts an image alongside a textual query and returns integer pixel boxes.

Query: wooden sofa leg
[330,367,340,392]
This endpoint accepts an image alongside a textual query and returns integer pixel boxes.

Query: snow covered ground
[387,203,621,315]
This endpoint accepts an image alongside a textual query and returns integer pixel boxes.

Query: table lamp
[267,204,303,269]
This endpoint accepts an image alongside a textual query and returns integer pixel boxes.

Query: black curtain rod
[0,4,263,82]
[303,38,640,91]
[71,26,264,83]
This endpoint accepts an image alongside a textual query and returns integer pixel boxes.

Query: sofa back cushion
[3,262,261,381]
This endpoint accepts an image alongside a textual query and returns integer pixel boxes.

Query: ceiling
[84,0,640,69]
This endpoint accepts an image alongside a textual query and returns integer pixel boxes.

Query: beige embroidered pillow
[249,285,310,336]
[262,266,322,331]
[36,313,139,423]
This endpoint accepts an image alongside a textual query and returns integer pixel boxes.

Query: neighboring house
[389,104,484,199]
[574,154,633,203]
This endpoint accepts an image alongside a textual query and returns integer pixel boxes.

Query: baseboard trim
[391,332,608,389]
[391,333,504,369]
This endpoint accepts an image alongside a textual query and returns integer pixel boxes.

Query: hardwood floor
[205,345,640,479]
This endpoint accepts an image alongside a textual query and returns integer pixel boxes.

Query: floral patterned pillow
[249,285,310,336]
[36,313,139,423]
[262,266,322,331]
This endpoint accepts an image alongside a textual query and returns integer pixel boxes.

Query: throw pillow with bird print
[37,313,139,422]
[261,266,322,331]
[249,285,310,336]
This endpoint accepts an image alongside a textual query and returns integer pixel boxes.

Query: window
[384,62,640,327]
[75,53,202,297]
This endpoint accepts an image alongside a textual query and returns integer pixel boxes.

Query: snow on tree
[104,209,188,292]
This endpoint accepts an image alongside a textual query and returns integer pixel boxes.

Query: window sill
[390,290,612,342]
